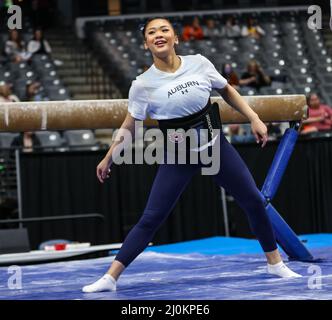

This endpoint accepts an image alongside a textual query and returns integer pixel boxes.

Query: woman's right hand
[96,157,112,183]
[96,112,136,184]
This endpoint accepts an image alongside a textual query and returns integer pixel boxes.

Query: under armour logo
[181,89,189,94]
[168,131,184,143]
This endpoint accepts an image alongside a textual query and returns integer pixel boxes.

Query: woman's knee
[136,208,166,231]
[241,190,266,212]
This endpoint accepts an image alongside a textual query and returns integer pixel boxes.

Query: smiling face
[143,18,179,59]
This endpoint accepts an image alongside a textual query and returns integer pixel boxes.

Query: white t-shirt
[128,54,228,120]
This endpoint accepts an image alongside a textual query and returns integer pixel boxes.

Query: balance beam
[0,94,315,261]
[0,95,308,132]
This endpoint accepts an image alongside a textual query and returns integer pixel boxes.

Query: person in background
[27,28,52,56]
[4,30,32,63]
[240,60,271,91]
[203,18,222,39]
[182,16,204,41]
[25,81,45,101]
[241,18,266,40]
[221,63,240,90]
[221,16,241,38]
[0,83,20,102]
[11,132,41,152]
[301,93,332,134]
[227,123,256,144]
[266,122,283,138]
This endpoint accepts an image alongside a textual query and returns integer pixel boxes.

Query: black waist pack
[157,99,222,153]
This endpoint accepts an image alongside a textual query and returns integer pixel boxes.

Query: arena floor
[0,234,331,300]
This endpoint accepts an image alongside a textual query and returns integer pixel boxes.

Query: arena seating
[0,8,331,152]
[84,9,331,104]
[0,18,70,101]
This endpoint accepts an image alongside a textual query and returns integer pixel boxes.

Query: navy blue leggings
[115,132,277,267]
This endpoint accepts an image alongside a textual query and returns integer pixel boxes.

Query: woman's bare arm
[216,84,259,121]
[104,112,138,164]
[216,84,268,147]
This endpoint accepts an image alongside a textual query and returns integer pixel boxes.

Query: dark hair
[139,17,177,38]
[9,29,23,49]
[226,16,235,25]
[247,17,257,28]
[33,28,44,40]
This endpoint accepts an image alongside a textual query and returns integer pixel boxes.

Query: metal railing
[0,213,105,225]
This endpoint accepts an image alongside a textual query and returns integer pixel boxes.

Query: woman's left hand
[251,117,268,148]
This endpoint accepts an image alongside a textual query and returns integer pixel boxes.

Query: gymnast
[83,17,301,293]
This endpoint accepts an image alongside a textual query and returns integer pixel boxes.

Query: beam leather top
[0,95,308,132]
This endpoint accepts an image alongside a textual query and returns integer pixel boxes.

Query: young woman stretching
[83,17,301,293]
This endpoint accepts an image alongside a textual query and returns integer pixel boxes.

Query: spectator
[25,81,45,101]
[11,132,41,152]
[221,63,240,90]
[228,122,283,143]
[240,60,271,91]
[301,93,332,134]
[0,83,20,102]
[4,30,32,63]
[221,17,241,38]
[27,29,52,56]
[241,18,266,40]
[266,122,288,138]
[182,17,204,41]
[203,18,222,39]
[227,123,255,144]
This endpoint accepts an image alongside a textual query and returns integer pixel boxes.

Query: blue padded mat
[143,234,332,255]
[0,234,331,300]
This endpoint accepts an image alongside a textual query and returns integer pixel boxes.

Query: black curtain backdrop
[19,150,224,249]
[18,136,332,249]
